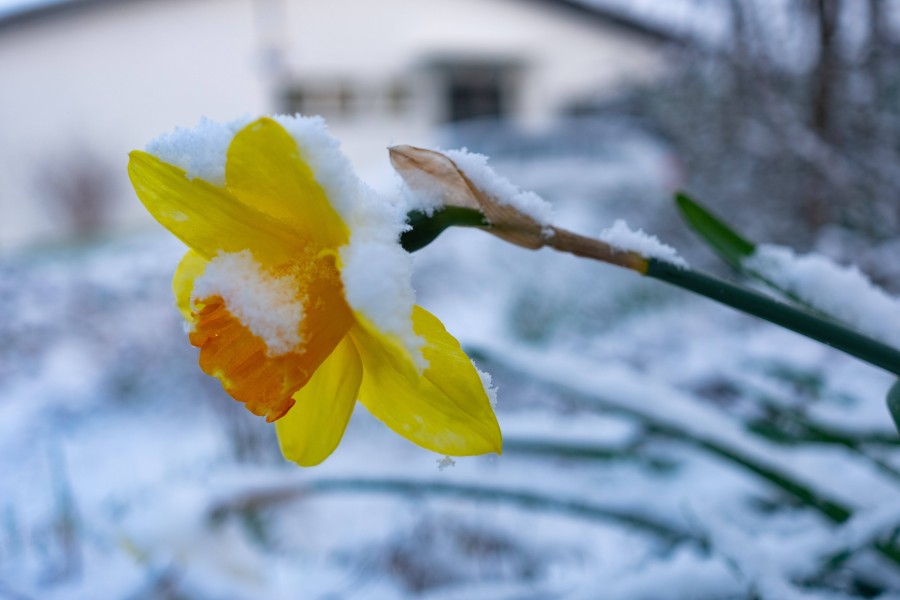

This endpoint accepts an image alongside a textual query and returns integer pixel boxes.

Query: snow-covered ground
[1,134,899,599]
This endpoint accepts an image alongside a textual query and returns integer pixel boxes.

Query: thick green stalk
[646,259,900,377]
[402,208,900,376]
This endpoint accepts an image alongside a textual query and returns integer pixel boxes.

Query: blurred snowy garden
[4,1,900,599]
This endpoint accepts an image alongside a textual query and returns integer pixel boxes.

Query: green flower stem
[646,259,900,377]
[400,207,489,252]
[402,208,900,376]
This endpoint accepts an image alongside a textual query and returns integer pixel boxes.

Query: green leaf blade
[675,192,756,270]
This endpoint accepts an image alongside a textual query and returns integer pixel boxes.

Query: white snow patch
[597,219,687,267]
[274,114,405,240]
[745,244,900,347]
[821,502,900,557]
[700,519,815,600]
[145,116,251,184]
[476,366,498,408]
[340,240,424,366]
[586,546,742,600]
[396,166,447,216]
[472,334,899,508]
[192,250,305,356]
[444,148,555,225]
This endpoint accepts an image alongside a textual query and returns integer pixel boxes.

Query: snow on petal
[191,250,305,356]
[146,116,252,185]
[476,365,499,408]
[340,240,423,367]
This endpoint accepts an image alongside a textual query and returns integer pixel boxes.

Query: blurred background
[2,0,900,598]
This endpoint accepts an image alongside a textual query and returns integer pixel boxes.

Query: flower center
[189,248,354,421]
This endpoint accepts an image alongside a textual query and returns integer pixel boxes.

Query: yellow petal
[189,295,340,421]
[172,249,207,322]
[128,150,303,264]
[226,118,349,251]
[275,335,362,466]
[351,306,502,456]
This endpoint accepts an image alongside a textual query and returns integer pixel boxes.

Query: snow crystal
[745,244,900,348]
[436,456,456,471]
[597,219,687,267]
[145,116,251,184]
[192,250,305,356]
[476,366,498,408]
[444,148,555,225]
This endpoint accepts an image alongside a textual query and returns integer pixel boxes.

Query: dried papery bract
[390,145,545,249]
[390,145,647,273]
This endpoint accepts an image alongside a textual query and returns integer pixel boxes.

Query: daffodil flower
[128,116,501,466]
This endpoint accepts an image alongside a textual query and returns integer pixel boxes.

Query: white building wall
[0,0,665,249]
[0,0,266,248]
[278,0,665,134]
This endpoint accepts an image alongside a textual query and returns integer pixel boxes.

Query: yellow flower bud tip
[130,116,502,465]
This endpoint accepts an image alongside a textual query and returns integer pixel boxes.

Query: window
[280,80,355,119]
[448,66,504,122]
[426,58,522,123]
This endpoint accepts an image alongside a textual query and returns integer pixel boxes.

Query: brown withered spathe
[389,145,647,273]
